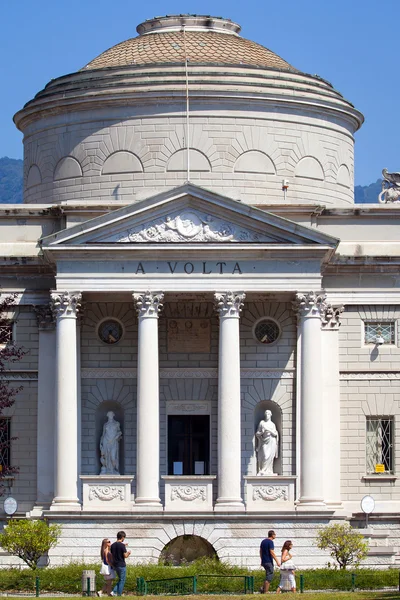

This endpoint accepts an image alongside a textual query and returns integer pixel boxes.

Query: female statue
[256,409,279,476]
[100,411,122,475]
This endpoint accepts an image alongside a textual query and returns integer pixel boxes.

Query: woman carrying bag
[277,540,296,593]
[98,538,116,596]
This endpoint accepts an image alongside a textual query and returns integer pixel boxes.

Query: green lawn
[12,594,400,600]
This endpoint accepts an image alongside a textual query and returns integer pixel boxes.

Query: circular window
[253,318,281,345]
[98,319,123,345]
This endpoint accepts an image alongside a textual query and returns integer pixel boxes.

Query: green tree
[0,519,61,569]
[316,523,369,570]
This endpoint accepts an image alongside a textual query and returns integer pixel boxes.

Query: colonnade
[35,290,342,512]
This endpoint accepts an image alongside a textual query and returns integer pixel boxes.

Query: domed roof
[82,15,297,72]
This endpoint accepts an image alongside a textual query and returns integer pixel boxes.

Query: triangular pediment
[41,184,338,248]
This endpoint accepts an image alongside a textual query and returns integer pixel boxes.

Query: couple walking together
[99,531,131,596]
[260,530,296,593]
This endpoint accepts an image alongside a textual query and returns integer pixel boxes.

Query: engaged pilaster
[321,302,344,507]
[50,291,82,511]
[133,291,164,509]
[214,291,245,511]
[33,304,56,512]
[294,291,326,507]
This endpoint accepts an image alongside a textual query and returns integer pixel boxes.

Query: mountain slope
[0,157,23,203]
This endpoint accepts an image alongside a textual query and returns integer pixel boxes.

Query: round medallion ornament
[3,496,17,516]
[98,320,123,345]
[254,318,281,345]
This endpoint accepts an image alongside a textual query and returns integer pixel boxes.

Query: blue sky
[1,0,398,185]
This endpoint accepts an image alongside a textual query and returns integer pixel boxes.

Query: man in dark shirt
[110,531,131,596]
[260,530,280,593]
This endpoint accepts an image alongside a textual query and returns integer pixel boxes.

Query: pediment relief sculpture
[109,210,267,243]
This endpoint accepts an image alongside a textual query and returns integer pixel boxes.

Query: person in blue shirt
[260,530,280,593]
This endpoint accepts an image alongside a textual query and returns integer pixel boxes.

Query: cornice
[14,64,363,132]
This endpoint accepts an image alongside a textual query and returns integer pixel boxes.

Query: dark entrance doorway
[160,535,218,565]
[168,415,210,475]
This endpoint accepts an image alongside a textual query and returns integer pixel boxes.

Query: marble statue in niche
[100,411,122,475]
[256,409,279,476]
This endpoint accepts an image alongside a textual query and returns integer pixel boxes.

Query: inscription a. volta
[134,261,242,275]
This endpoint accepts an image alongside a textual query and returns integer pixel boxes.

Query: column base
[296,496,326,510]
[134,497,163,512]
[50,497,81,512]
[214,497,245,512]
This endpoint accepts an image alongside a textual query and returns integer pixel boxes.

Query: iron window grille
[0,419,11,471]
[254,318,281,345]
[364,321,395,345]
[366,417,394,474]
[0,323,13,346]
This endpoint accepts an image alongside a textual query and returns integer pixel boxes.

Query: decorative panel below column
[163,476,216,512]
[81,475,134,511]
[244,476,296,511]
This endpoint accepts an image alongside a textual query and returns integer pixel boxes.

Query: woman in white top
[277,540,296,593]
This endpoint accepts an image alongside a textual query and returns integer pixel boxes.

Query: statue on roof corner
[379,168,400,204]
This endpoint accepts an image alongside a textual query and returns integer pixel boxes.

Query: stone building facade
[1,15,400,568]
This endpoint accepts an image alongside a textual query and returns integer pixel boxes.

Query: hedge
[0,559,397,594]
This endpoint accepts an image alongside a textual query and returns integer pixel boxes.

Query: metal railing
[136,574,254,595]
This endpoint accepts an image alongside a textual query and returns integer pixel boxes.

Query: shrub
[316,523,369,570]
[0,519,61,570]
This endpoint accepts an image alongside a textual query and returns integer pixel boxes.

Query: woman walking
[98,538,115,596]
[277,540,296,593]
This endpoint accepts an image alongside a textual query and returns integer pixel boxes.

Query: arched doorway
[160,535,218,565]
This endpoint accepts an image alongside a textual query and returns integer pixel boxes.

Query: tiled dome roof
[82,16,297,72]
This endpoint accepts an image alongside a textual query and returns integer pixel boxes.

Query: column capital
[50,292,82,319]
[293,291,327,320]
[321,303,344,330]
[133,291,164,318]
[214,292,245,318]
[33,304,55,330]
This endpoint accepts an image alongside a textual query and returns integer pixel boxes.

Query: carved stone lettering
[167,318,211,353]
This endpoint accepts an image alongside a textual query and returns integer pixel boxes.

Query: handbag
[100,563,111,576]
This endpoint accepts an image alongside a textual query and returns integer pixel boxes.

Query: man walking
[110,531,131,596]
[260,530,280,593]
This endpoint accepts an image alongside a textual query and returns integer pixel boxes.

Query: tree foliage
[316,523,369,570]
[0,295,25,485]
[0,519,61,569]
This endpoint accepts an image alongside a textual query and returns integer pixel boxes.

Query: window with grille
[0,419,11,471]
[253,318,281,345]
[364,321,395,345]
[366,417,393,474]
[0,323,13,346]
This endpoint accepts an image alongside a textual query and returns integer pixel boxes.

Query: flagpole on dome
[182,25,190,183]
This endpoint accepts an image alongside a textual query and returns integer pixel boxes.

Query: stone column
[321,302,344,507]
[50,291,82,511]
[294,291,326,506]
[214,291,245,511]
[33,304,56,511]
[133,291,164,509]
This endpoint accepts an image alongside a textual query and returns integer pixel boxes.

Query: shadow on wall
[160,535,218,565]
[96,402,125,474]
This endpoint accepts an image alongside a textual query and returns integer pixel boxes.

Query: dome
[14,13,363,209]
[82,15,297,72]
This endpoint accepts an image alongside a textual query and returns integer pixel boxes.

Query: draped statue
[256,409,279,476]
[100,411,122,475]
